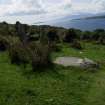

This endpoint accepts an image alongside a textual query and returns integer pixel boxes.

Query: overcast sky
[0,0,105,24]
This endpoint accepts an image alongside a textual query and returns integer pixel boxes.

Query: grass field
[0,42,105,105]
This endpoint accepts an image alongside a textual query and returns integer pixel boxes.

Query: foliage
[8,42,29,66]
[81,31,93,40]
[63,28,77,43]
[29,42,52,70]
[92,29,105,40]
[47,29,59,42]
[0,36,10,51]
[71,39,83,50]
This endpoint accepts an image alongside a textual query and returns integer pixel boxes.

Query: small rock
[81,58,99,68]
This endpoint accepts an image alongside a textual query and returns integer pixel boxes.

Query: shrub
[71,39,83,50]
[47,29,59,42]
[64,28,77,43]
[30,42,52,70]
[81,31,93,40]
[8,40,52,70]
[0,36,10,51]
[74,29,82,40]
[8,42,29,67]
[0,22,10,36]
[97,37,105,45]
[92,29,105,41]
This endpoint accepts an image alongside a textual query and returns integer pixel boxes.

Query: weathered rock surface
[54,57,99,68]
[81,58,99,68]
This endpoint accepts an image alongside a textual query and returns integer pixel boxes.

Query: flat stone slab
[54,57,98,68]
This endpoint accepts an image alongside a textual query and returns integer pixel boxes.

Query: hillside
[0,43,105,105]
[73,15,105,20]
[0,22,105,105]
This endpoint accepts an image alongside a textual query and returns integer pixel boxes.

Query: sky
[0,0,105,24]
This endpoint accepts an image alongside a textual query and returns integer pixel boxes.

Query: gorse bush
[0,34,21,52]
[81,31,93,40]
[71,39,83,50]
[92,29,105,44]
[8,42,29,66]
[64,28,77,43]
[29,42,51,70]
[0,22,9,36]
[8,40,52,70]
[47,29,59,42]
[0,36,10,51]
[8,21,53,71]
[92,29,105,40]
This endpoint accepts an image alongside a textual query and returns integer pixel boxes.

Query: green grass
[53,42,105,61]
[0,42,105,105]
